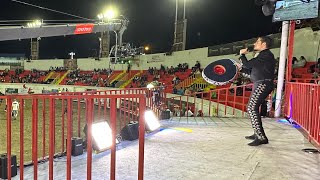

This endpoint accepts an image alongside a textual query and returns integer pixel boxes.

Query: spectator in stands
[292,56,306,68]
[197,110,204,117]
[173,86,178,94]
[177,88,184,95]
[185,108,194,117]
[309,58,320,73]
[185,88,192,96]
[292,57,298,65]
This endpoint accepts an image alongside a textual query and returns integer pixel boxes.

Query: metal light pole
[275,21,289,117]
[183,0,187,50]
[174,0,187,51]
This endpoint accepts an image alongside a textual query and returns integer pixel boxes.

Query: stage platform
[12,117,320,180]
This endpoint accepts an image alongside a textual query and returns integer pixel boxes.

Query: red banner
[74,24,94,35]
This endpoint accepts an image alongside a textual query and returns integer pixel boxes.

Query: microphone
[235,46,254,56]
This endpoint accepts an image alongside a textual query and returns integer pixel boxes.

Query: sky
[0,0,281,59]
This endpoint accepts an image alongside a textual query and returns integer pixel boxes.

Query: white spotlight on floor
[91,121,118,151]
[145,110,160,131]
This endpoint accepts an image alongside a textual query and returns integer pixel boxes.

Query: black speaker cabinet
[160,111,170,120]
[66,137,84,156]
[121,122,139,141]
[0,154,17,179]
[72,137,83,156]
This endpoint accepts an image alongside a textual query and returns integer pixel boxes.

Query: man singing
[239,36,276,146]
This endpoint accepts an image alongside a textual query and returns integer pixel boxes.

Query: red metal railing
[285,82,320,146]
[168,84,252,118]
[167,84,275,118]
[1,88,166,180]
[291,78,320,84]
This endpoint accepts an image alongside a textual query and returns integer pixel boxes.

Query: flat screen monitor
[273,0,319,22]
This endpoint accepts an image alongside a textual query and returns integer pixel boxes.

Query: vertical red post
[179,96,182,117]
[61,99,65,152]
[32,98,38,180]
[242,86,245,117]
[209,91,212,117]
[67,98,72,180]
[217,89,220,116]
[138,96,146,180]
[186,95,189,122]
[98,92,101,118]
[49,98,54,180]
[104,97,107,120]
[20,99,24,180]
[110,98,117,180]
[87,98,93,180]
[233,87,236,116]
[6,97,12,180]
[42,98,46,159]
[225,89,228,116]
[201,93,204,117]
[286,20,296,82]
[78,98,81,137]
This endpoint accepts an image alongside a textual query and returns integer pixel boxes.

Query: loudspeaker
[71,137,83,156]
[121,122,139,141]
[0,154,17,179]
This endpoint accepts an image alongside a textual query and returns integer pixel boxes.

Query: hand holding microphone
[235,45,254,56]
[240,48,249,55]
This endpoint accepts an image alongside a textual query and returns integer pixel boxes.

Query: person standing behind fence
[12,99,19,120]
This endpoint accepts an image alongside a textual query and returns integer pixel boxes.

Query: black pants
[247,80,274,140]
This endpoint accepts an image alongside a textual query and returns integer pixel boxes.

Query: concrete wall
[21,28,319,71]
[0,66,11,70]
[24,59,64,70]
[0,83,114,94]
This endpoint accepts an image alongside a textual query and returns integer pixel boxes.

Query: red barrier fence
[0,88,167,180]
[285,82,320,146]
[167,84,273,117]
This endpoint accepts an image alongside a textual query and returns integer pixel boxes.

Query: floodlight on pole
[97,8,118,21]
[27,20,43,28]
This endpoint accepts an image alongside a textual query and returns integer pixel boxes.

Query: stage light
[97,7,118,20]
[89,121,118,151]
[145,110,160,131]
[262,0,277,16]
[27,20,42,28]
[254,0,277,16]
[147,83,154,89]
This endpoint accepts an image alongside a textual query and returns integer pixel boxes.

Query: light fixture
[146,83,154,89]
[255,0,277,16]
[145,110,160,131]
[144,46,150,51]
[84,121,118,152]
[27,20,42,28]
[97,7,118,20]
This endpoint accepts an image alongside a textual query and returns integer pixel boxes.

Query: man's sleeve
[239,52,267,69]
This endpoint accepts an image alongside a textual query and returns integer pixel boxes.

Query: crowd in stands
[0,68,48,84]
[292,56,307,69]
[65,68,113,86]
